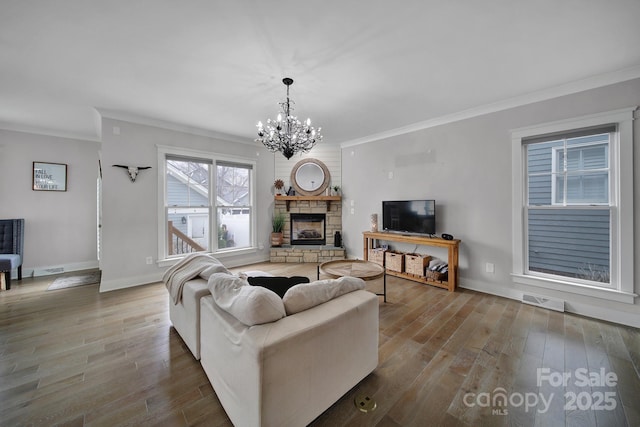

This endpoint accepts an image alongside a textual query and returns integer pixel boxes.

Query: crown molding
[340,64,640,148]
[96,108,254,145]
[0,121,101,142]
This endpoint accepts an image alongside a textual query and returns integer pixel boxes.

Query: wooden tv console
[362,231,460,292]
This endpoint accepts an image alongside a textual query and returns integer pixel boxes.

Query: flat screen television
[382,200,436,236]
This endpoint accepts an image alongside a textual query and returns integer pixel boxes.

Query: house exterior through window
[158,146,255,261]
[216,161,252,250]
[526,128,612,284]
[511,108,635,303]
[166,156,211,255]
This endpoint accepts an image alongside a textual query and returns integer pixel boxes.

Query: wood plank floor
[1,263,639,426]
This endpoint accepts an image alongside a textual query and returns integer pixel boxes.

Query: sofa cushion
[282,276,366,315]
[208,272,286,326]
[248,276,310,298]
[0,254,21,268]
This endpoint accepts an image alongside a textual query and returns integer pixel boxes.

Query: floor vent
[521,293,565,312]
[34,267,65,276]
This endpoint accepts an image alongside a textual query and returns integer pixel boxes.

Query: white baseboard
[565,301,640,329]
[99,272,164,292]
[26,260,99,278]
[459,278,640,328]
[99,253,269,292]
[459,277,521,301]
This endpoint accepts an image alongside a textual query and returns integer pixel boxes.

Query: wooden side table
[318,259,387,302]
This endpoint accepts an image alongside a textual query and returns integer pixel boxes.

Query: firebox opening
[291,213,326,245]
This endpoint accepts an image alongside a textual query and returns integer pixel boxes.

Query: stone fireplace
[290,213,326,245]
[270,198,345,263]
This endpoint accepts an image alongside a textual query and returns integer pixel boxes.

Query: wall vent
[521,293,565,312]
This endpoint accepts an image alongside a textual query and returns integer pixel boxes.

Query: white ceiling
[1,0,640,145]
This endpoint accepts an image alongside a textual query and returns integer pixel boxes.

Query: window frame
[511,108,636,304]
[549,138,610,206]
[214,160,254,253]
[157,145,257,265]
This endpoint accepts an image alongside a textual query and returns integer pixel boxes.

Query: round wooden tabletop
[319,259,385,281]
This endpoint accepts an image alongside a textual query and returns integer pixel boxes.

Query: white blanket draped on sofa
[162,253,229,304]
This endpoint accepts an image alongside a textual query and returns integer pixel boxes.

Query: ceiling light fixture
[256,77,322,160]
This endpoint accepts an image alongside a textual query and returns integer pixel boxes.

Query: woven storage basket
[425,269,447,281]
[405,254,431,276]
[368,248,387,266]
[385,251,405,273]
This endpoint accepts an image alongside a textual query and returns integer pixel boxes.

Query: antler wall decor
[112,165,152,182]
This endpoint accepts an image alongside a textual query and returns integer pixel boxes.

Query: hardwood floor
[1,263,639,426]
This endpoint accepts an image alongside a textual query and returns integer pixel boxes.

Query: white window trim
[511,107,636,304]
[156,145,257,266]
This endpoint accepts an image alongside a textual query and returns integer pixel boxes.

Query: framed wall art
[33,162,67,191]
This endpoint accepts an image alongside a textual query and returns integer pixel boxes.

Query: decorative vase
[370,214,378,232]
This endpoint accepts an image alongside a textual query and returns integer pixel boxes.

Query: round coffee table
[318,260,387,302]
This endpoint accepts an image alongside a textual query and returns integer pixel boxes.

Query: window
[166,156,211,255]
[158,147,255,261]
[526,128,612,284]
[549,135,609,205]
[511,108,635,303]
[216,161,252,249]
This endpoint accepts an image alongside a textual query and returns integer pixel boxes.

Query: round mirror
[290,158,330,196]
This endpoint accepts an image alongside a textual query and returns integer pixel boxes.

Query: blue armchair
[0,219,25,290]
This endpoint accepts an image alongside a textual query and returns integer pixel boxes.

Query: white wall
[0,130,99,276]
[341,78,640,327]
[274,143,342,193]
[99,117,275,291]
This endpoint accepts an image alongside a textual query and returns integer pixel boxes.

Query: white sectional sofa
[200,286,379,427]
[165,257,379,427]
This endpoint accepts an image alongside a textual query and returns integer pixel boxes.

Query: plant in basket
[271,212,286,246]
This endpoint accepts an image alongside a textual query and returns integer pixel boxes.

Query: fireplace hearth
[290,213,326,245]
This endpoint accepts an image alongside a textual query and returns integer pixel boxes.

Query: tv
[382,200,436,236]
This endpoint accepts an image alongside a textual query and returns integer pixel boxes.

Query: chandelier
[256,77,322,159]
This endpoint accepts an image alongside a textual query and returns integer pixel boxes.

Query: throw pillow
[282,276,366,315]
[248,276,311,298]
[208,272,286,326]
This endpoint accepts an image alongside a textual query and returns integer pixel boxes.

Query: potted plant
[332,185,341,196]
[271,212,286,247]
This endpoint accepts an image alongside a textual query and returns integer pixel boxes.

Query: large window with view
[511,108,635,303]
[526,128,612,284]
[159,147,255,260]
[166,156,211,255]
[216,161,252,250]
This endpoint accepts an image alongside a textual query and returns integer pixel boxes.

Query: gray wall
[341,78,640,327]
[99,118,275,291]
[0,118,276,289]
[2,79,638,326]
[0,130,99,275]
